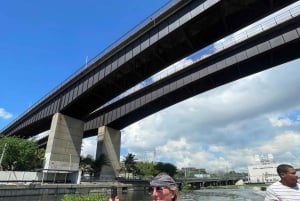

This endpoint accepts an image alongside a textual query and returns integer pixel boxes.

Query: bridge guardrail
[96,4,300,110]
[0,0,180,132]
[2,3,299,133]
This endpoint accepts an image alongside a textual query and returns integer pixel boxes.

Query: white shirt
[265,181,300,201]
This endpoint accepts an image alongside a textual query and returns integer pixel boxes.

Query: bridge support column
[96,126,121,179]
[44,113,84,181]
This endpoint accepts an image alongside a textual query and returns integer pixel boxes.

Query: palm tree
[122,153,137,179]
[80,155,95,181]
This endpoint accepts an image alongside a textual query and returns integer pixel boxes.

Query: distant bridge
[176,177,245,188]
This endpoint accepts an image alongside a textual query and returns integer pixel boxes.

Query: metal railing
[0,0,180,132]
[97,4,300,110]
[2,2,300,133]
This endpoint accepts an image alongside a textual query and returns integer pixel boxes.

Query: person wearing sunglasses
[149,172,180,201]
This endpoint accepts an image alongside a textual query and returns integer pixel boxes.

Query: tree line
[0,137,44,171]
[80,152,177,179]
[0,137,177,179]
[0,136,247,179]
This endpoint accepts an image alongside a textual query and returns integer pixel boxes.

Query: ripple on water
[180,188,265,201]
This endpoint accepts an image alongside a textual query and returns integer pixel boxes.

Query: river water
[118,187,266,201]
[1,187,266,201]
[180,188,265,201]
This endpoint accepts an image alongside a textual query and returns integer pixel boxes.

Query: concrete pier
[44,113,84,172]
[96,126,121,178]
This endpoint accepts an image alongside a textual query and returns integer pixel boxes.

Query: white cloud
[81,3,300,172]
[0,108,13,119]
[269,116,292,127]
[81,136,97,158]
[80,63,300,172]
[119,58,300,172]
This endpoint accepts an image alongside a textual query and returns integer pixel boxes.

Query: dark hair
[277,164,294,175]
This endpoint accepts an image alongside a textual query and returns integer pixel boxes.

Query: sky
[1,1,300,173]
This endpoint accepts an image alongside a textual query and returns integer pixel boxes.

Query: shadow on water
[114,187,266,201]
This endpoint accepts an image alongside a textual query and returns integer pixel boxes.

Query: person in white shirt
[265,164,300,201]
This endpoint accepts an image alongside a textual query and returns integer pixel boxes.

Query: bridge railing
[2,3,300,133]
[0,0,181,132]
[97,3,300,110]
[21,3,300,140]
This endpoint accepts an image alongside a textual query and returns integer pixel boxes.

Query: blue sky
[0,0,170,126]
[1,1,300,172]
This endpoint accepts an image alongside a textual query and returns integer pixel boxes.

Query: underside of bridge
[0,0,299,184]
[1,0,297,139]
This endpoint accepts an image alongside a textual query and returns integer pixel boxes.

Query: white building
[248,163,280,183]
[247,154,280,183]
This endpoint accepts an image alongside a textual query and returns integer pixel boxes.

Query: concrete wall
[0,171,40,182]
[0,183,116,198]
[0,171,78,184]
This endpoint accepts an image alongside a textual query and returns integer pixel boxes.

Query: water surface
[0,187,265,201]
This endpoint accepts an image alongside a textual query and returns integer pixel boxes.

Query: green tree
[62,193,108,201]
[81,154,94,165]
[155,162,177,177]
[79,154,110,179]
[80,154,95,177]
[0,137,42,171]
[135,161,158,179]
[32,148,45,169]
[122,153,137,179]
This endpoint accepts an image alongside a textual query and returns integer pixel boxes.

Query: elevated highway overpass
[83,9,300,135]
[34,6,300,146]
[1,0,297,138]
[0,0,299,182]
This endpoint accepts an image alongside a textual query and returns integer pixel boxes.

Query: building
[247,154,280,183]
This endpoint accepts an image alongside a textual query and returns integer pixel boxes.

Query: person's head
[150,172,180,201]
[277,164,298,187]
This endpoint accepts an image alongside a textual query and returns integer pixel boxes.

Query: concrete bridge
[1,0,299,182]
[2,0,297,138]
[177,177,244,188]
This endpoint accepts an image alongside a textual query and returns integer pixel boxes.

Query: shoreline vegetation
[61,193,109,201]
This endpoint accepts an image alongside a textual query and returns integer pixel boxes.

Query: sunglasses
[149,186,167,193]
